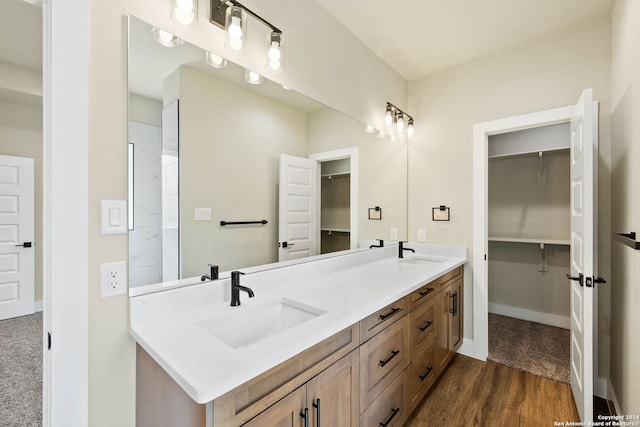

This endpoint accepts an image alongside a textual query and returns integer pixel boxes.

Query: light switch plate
[195,208,212,221]
[418,229,426,242]
[101,200,127,234]
[390,228,398,240]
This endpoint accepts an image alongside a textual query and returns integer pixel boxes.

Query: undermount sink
[399,255,445,265]
[198,298,327,349]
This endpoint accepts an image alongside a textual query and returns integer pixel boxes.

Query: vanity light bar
[210,0,282,34]
[385,102,415,137]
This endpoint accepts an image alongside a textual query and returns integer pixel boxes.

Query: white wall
[610,0,640,415]
[87,0,405,423]
[307,108,408,242]
[177,65,308,276]
[407,17,611,379]
[128,93,162,127]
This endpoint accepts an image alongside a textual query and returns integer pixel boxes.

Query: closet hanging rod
[220,220,268,226]
[614,232,640,250]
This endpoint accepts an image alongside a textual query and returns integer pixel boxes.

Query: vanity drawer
[407,340,437,408]
[359,316,408,410]
[360,370,408,427]
[408,297,436,359]
[406,282,438,311]
[434,266,462,289]
[360,298,406,343]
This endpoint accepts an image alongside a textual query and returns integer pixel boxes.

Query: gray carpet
[0,312,42,427]
[488,313,570,384]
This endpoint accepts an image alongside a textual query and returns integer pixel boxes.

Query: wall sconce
[151,27,182,47]
[210,0,284,70]
[385,102,415,138]
[171,0,198,28]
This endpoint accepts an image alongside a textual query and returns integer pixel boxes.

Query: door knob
[15,242,32,248]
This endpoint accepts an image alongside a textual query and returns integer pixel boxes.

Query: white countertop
[130,245,466,404]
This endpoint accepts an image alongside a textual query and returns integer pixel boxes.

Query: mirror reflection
[127,16,407,290]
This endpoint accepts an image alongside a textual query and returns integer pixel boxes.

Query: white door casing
[0,155,35,321]
[278,154,318,261]
[568,88,595,422]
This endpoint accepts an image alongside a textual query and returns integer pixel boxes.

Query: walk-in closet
[487,123,571,383]
[320,159,351,254]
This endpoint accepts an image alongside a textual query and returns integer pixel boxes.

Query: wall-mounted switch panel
[418,229,426,242]
[195,208,212,221]
[101,200,127,235]
[100,261,127,297]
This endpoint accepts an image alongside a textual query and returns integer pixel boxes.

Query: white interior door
[278,154,318,261]
[0,155,35,320]
[568,88,595,422]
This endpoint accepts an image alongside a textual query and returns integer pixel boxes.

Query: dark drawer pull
[419,287,434,296]
[379,307,401,321]
[419,320,433,332]
[419,366,434,381]
[380,407,400,427]
[300,408,308,427]
[379,350,400,367]
[312,398,320,427]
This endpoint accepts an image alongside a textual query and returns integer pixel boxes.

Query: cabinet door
[448,278,463,353]
[243,386,306,427]
[306,350,359,427]
[435,287,450,374]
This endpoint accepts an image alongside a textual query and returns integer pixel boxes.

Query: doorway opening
[486,123,571,384]
[319,159,351,254]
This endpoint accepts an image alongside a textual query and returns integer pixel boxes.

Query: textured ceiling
[313,0,614,80]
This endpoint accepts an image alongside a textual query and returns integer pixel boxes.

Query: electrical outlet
[390,228,398,240]
[418,229,426,242]
[100,261,127,297]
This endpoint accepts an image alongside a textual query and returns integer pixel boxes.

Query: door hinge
[47,332,51,350]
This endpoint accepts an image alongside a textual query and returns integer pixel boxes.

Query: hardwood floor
[406,354,579,426]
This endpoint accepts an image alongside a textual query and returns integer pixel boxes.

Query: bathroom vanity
[130,243,466,426]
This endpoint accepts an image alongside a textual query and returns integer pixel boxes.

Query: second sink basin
[198,298,327,349]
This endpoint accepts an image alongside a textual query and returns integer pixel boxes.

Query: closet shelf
[321,228,350,233]
[488,236,570,246]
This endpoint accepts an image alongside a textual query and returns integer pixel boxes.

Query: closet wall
[320,159,350,254]
[488,123,571,328]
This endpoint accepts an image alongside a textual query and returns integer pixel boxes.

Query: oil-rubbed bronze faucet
[230,271,254,306]
[398,241,415,258]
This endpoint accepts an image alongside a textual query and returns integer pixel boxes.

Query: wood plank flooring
[406,354,580,426]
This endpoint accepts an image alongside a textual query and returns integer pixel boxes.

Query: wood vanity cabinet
[244,350,359,427]
[136,266,464,427]
[436,273,464,374]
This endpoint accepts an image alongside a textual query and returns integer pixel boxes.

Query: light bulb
[228,16,243,39]
[245,69,263,85]
[172,8,194,25]
[407,119,414,138]
[171,0,196,27]
[384,105,393,127]
[176,0,193,11]
[268,42,281,61]
[152,27,181,47]
[205,51,227,68]
[229,37,243,51]
[269,59,282,71]
[396,113,405,132]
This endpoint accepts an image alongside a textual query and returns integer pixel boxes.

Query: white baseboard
[608,380,621,414]
[489,303,570,329]
[34,300,43,312]
[595,376,608,399]
[458,338,486,361]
